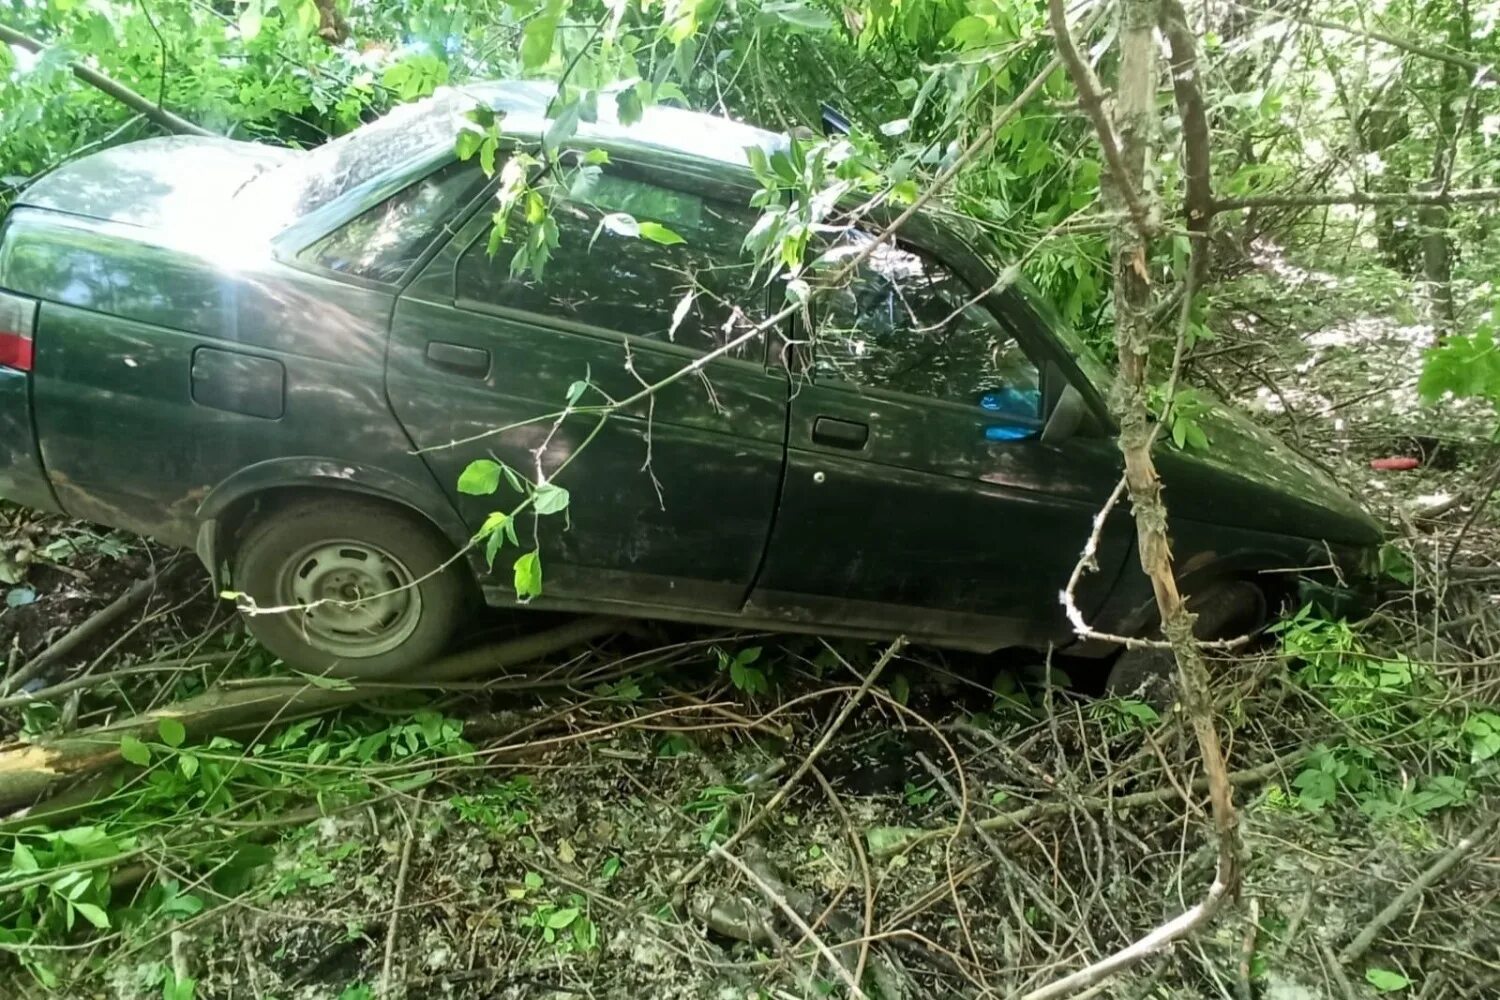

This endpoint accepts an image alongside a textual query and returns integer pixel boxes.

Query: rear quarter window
[306,160,486,284]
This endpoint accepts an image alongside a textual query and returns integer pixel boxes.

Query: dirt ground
[2,248,1498,999]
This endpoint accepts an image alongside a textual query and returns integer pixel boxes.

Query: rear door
[386,154,788,613]
[747,233,1133,650]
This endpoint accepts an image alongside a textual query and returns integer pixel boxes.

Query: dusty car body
[0,81,1380,676]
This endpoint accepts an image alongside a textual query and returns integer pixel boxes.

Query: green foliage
[683,783,742,847]
[1088,697,1160,735]
[451,776,538,834]
[1150,386,1212,452]
[903,781,938,808]
[714,644,769,696]
[1272,608,1494,823]
[1366,968,1413,992]
[0,708,473,978]
[1419,314,1500,427]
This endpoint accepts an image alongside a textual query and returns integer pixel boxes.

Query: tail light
[0,290,36,371]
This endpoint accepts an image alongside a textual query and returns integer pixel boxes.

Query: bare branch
[1214,187,1500,213]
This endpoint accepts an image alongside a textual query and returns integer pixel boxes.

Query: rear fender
[196,457,480,585]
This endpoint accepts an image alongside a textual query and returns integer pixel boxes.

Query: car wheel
[232,497,467,678]
[1104,580,1267,702]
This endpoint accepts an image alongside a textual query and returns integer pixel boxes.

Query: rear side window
[454,164,763,357]
[307,160,485,284]
[811,233,1040,420]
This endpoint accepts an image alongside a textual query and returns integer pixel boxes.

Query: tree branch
[1214,187,1500,213]
[1160,0,1213,289]
[1045,0,1155,236]
[0,22,213,137]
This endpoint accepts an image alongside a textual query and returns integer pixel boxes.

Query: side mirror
[1041,383,1087,445]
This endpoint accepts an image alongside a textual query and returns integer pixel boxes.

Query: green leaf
[533,482,570,515]
[546,906,579,929]
[1365,968,1412,992]
[513,551,543,601]
[566,380,588,405]
[178,753,199,780]
[455,130,483,162]
[10,841,38,873]
[771,2,835,31]
[615,87,644,126]
[458,460,503,496]
[72,901,110,930]
[638,222,686,245]
[238,2,263,41]
[544,100,581,151]
[119,735,151,767]
[524,870,544,890]
[582,148,611,165]
[521,10,559,70]
[158,718,186,748]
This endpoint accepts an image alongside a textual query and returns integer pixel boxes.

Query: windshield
[236,91,479,229]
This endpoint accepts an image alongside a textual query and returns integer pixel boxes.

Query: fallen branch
[0,617,620,814]
[1019,872,1232,1000]
[873,755,1296,858]
[0,23,213,137]
[672,637,904,895]
[380,791,425,998]
[711,844,868,1000]
[1213,187,1500,213]
[0,651,241,711]
[1338,829,1490,964]
[1,560,192,697]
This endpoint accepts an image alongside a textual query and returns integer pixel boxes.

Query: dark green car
[0,82,1379,678]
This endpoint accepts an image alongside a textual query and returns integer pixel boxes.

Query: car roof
[452,80,790,172]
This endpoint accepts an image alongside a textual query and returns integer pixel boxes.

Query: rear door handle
[812,416,869,450]
[426,341,490,378]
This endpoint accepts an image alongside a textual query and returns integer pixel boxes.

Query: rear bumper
[0,368,61,514]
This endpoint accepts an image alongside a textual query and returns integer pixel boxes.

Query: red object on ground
[1370,456,1421,471]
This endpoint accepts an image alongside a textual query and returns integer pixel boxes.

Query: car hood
[1155,393,1381,546]
[17,135,297,232]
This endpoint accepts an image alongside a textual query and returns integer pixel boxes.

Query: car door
[385,153,788,613]
[746,232,1133,650]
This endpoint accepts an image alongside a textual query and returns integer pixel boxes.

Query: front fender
[195,456,479,584]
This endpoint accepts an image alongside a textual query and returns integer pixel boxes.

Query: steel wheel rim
[276,539,422,659]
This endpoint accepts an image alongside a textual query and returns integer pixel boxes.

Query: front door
[386,155,787,613]
[747,234,1132,650]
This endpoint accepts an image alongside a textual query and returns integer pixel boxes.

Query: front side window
[454,163,763,356]
[812,234,1041,423]
[308,160,486,284]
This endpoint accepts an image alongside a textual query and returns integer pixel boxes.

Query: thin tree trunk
[1034,0,1243,993]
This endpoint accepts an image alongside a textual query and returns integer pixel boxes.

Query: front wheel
[1104,580,1268,702]
[232,498,468,678]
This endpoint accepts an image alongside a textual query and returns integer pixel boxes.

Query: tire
[1105,580,1267,702]
[232,497,467,678]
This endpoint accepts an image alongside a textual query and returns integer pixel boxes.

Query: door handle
[425,341,490,378]
[812,416,869,449]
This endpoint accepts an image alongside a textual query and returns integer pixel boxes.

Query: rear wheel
[232,498,467,678]
[1105,580,1267,702]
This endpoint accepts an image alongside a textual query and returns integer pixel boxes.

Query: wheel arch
[194,458,482,587]
[1089,545,1301,650]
